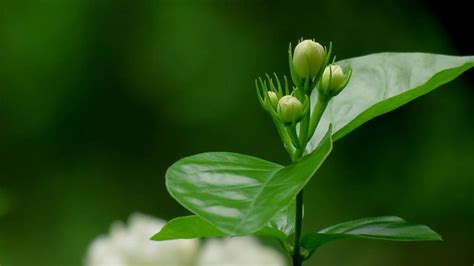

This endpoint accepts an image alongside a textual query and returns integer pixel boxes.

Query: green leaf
[166,128,332,235]
[301,216,442,256]
[151,215,225,241]
[151,214,288,243]
[307,53,474,152]
[151,202,295,243]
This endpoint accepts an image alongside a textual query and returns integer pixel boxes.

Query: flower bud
[293,40,325,80]
[267,91,279,109]
[277,95,303,124]
[321,64,345,93]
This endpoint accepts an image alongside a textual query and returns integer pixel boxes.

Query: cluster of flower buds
[256,74,309,125]
[289,39,352,100]
[256,38,352,159]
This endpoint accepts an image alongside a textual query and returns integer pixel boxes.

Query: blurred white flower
[198,237,287,266]
[85,213,199,266]
[85,213,287,266]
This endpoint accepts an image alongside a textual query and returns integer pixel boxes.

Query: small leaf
[152,203,296,243]
[307,53,474,152]
[301,216,442,256]
[151,215,289,243]
[166,128,332,235]
[151,215,225,241]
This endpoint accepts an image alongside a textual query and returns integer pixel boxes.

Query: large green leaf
[301,216,442,256]
[166,128,332,235]
[151,202,295,242]
[307,53,474,152]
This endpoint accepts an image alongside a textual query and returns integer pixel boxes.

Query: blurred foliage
[0,0,473,265]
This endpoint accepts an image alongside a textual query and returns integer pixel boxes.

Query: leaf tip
[433,232,443,241]
[150,232,162,241]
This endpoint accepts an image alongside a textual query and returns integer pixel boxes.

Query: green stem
[273,117,296,159]
[292,189,304,266]
[307,96,328,145]
[298,111,310,147]
[291,95,330,266]
[287,125,301,150]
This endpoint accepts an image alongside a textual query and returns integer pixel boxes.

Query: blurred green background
[1,0,473,265]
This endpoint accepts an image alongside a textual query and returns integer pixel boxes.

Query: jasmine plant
[152,38,474,265]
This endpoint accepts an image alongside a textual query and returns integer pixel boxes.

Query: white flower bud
[267,91,279,109]
[293,40,325,80]
[321,64,345,92]
[277,95,303,123]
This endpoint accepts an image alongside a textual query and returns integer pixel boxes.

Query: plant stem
[292,190,304,266]
[298,111,310,147]
[273,117,296,159]
[291,95,329,266]
[287,125,301,150]
[307,96,329,144]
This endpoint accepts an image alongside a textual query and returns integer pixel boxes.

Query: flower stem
[291,95,329,266]
[307,96,329,144]
[273,117,296,159]
[292,190,304,266]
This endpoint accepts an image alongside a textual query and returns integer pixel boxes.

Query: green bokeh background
[1,0,473,265]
